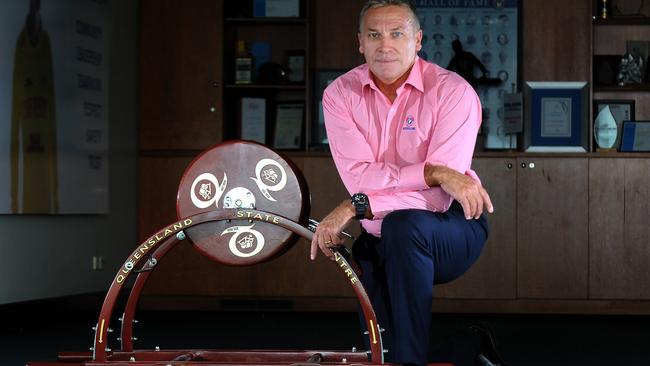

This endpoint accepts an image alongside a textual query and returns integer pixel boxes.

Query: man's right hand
[424,163,494,219]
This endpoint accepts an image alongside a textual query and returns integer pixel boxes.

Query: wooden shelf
[225,17,306,24]
[593,16,650,25]
[594,84,650,92]
[224,83,306,90]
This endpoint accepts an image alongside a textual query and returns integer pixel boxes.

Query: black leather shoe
[468,322,507,366]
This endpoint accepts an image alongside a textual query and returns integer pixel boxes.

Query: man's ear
[415,29,423,52]
[358,32,364,54]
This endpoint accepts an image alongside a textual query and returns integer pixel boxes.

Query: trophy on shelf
[594,105,618,152]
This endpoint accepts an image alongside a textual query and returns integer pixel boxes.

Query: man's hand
[310,200,356,261]
[425,164,494,219]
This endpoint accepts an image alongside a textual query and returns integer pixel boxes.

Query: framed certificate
[240,97,266,144]
[620,121,650,152]
[523,81,589,152]
[273,102,304,149]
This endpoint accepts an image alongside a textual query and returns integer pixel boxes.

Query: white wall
[0,0,138,304]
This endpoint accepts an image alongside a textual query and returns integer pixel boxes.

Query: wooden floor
[2,294,650,366]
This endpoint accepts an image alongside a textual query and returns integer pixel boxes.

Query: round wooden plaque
[176,140,310,265]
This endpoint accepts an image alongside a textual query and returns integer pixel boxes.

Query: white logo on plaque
[223,187,256,208]
[190,172,227,208]
[221,224,265,258]
[250,158,287,202]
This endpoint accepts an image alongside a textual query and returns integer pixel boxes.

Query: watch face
[352,193,368,205]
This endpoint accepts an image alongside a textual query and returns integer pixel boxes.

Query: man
[310,1,493,365]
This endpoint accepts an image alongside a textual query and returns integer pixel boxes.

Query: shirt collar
[361,56,425,93]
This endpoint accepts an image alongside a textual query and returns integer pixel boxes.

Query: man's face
[358,5,422,85]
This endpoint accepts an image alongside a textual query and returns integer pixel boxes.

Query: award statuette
[594,105,618,151]
[599,0,610,19]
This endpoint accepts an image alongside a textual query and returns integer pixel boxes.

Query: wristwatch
[351,193,369,220]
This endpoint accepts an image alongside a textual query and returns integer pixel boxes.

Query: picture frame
[312,69,346,150]
[284,50,305,83]
[240,97,267,144]
[272,102,304,149]
[593,99,635,151]
[416,0,521,149]
[620,121,650,152]
[523,81,589,152]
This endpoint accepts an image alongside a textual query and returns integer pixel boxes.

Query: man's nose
[379,36,393,50]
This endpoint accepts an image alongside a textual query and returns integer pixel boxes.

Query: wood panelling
[436,158,517,299]
[517,158,589,299]
[313,0,366,69]
[593,25,650,55]
[138,156,193,240]
[140,0,223,150]
[590,159,650,299]
[522,0,592,81]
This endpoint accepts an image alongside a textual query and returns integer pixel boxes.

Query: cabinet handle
[212,81,220,87]
[520,162,527,169]
[506,163,513,169]
[210,107,216,113]
[528,162,535,169]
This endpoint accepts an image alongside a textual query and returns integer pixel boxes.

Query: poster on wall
[415,0,519,149]
[0,0,109,214]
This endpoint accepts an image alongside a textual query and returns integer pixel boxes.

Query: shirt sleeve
[323,82,430,197]
[369,79,483,219]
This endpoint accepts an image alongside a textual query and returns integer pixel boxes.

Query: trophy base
[596,147,618,153]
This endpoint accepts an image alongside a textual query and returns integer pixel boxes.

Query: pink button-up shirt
[322,57,482,237]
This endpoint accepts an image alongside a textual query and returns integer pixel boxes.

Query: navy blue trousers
[352,201,488,365]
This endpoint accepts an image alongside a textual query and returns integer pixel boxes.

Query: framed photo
[523,81,589,152]
[272,102,304,149]
[416,0,520,149]
[284,50,305,83]
[593,99,635,151]
[620,121,650,152]
[312,69,346,150]
[240,97,266,144]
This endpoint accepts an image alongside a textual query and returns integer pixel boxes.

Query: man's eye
[392,32,403,37]
[369,33,380,38]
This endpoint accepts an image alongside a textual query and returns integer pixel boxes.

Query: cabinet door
[140,0,223,150]
[436,158,517,299]
[590,158,650,299]
[517,158,589,299]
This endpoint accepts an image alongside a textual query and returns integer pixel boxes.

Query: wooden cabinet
[436,158,517,299]
[589,158,650,299]
[437,157,589,301]
[136,1,650,313]
[517,158,589,299]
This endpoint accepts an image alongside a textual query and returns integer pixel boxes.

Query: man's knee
[380,209,444,255]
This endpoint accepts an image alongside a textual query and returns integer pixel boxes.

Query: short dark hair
[358,0,420,33]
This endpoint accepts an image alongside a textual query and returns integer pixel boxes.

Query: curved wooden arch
[92,209,384,364]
